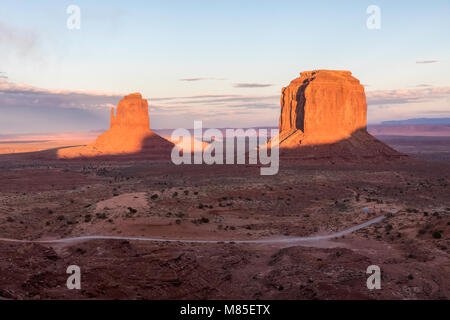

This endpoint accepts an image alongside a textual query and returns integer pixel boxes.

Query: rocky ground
[0,152,448,300]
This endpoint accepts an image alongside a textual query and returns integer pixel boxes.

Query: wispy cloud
[2,77,449,132]
[367,87,450,123]
[0,78,281,131]
[0,22,38,57]
[233,83,273,88]
[180,77,226,82]
[149,94,279,111]
[0,79,124,133]
[0,78,123,103]
[367,86,450,105]
[416,60,438,64]
[0,78,278,113]
[152,94,238,102]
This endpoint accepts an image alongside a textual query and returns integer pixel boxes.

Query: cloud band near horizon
[1,78,450,133]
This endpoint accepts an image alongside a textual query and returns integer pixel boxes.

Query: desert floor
[0,140,448,300]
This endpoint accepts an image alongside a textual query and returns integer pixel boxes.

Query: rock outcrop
[58,93,174,159]
[276,70,402,161]
[110,93,150,131]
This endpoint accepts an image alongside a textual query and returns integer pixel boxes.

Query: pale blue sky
[0,0,449,133]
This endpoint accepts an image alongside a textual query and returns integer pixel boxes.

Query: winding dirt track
[0,216,385,245]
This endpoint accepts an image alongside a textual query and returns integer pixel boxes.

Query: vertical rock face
[279,70,367,145]
[277,70,402,160]
[58,93,174,159]
[110,93,150,130]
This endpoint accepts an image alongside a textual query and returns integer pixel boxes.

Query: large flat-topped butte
[276,70,401,160]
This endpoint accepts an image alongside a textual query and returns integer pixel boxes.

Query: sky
[0,0,449,133]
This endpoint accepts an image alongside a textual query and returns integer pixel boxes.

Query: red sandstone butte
[58,93,174,159]
[276,70,402,160]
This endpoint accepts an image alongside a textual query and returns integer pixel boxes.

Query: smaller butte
[58,93,174,160]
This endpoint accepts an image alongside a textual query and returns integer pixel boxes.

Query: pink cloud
[366,87,450,105]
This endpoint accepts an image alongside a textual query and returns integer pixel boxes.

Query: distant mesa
[58,93,174,159]
[381,118,450,125]
[275,70,403,161]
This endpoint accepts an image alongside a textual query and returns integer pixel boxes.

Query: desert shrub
[200,217,209,223]
[432,231,442,239]
[96,213,107,219]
